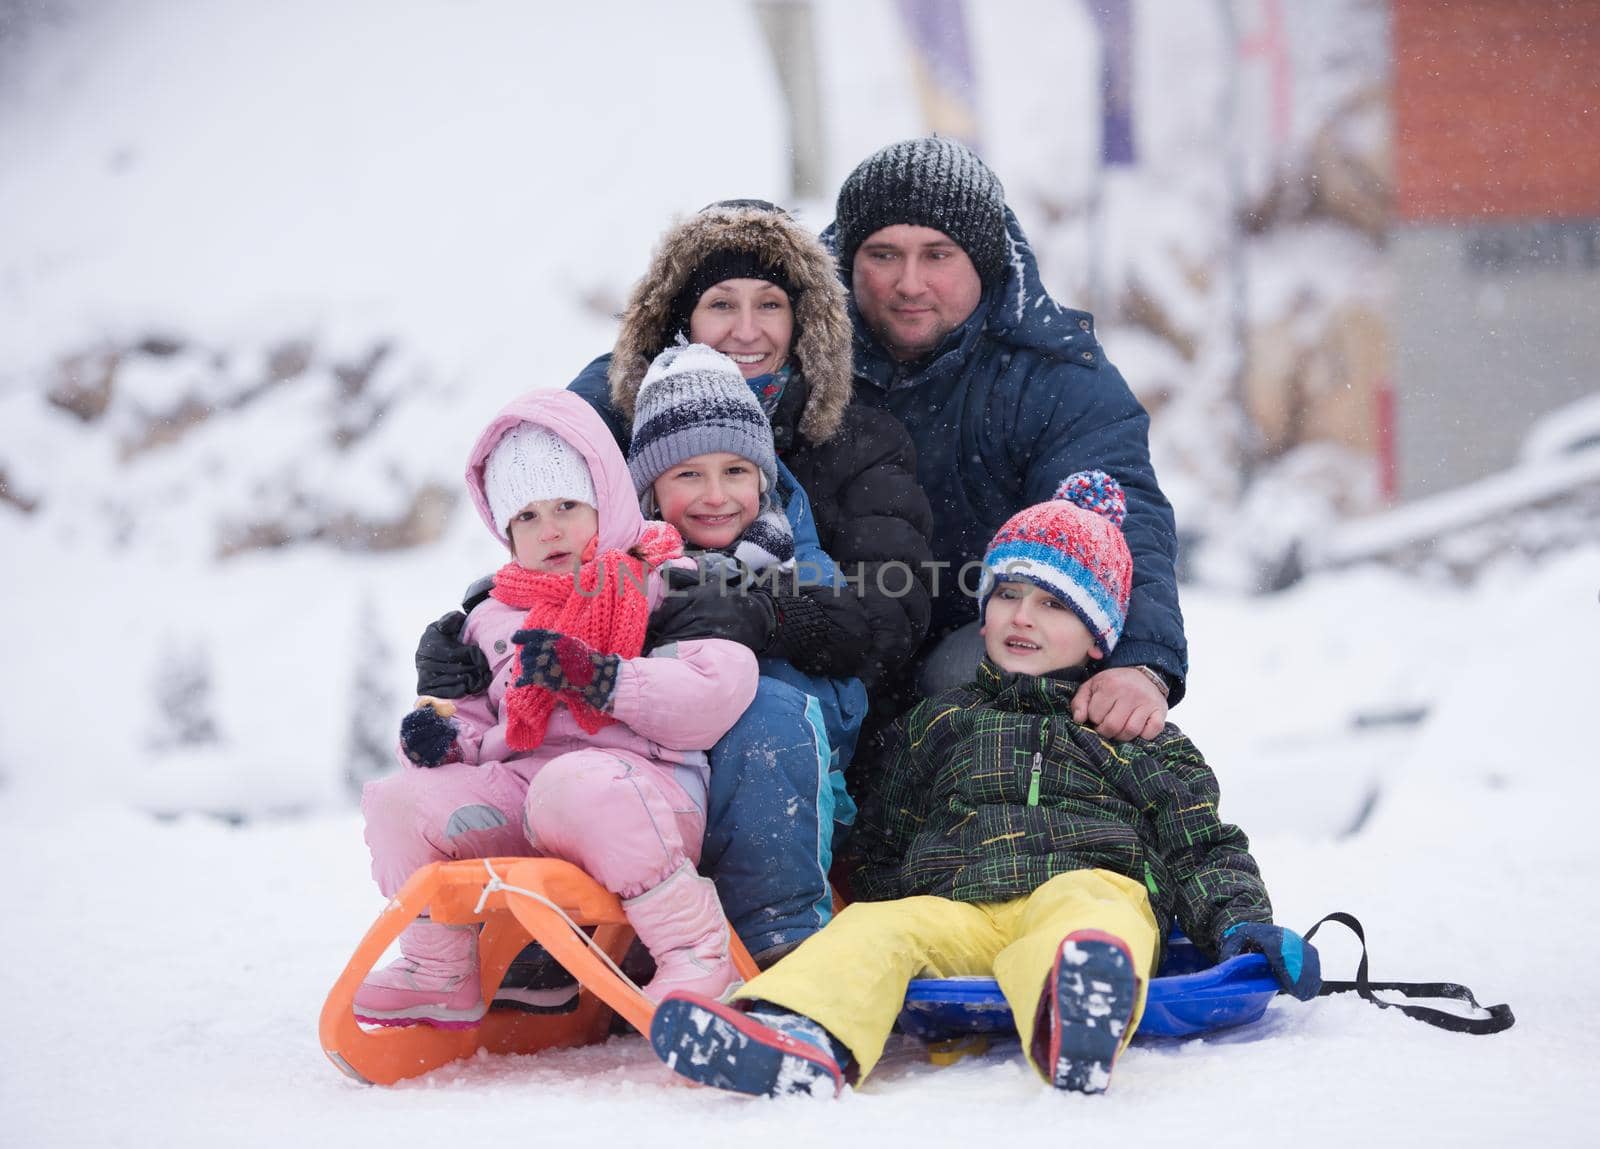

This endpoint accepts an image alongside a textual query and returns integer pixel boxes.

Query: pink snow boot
[623,863,740,1003]
[353,919,486,1030]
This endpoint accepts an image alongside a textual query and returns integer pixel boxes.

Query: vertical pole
[1374,377,1398,504]
[1086,0,1138,315]
[1216,0,1256,492]
[892,0,982,148]
[753,0,827,201]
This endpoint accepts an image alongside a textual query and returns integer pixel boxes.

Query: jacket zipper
[1027,717,1051,806]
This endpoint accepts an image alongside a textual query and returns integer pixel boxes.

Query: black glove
[399,706,458,767]
[415,610,492,698]
[512,628,621,712]
[645,564,778,654]
[1219,922,1322,1000]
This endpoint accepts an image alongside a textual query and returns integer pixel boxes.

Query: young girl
[626,343,869,963]
[354,390,758,1029]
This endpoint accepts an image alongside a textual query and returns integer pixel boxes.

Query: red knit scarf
[491,521,683,750]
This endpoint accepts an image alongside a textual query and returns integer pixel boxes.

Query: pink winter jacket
[414,391,759,799]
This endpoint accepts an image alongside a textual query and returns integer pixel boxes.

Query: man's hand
[1072,666,1167,741]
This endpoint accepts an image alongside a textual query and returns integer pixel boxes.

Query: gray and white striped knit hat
[834,136,1009,287]
[627,344,778,498]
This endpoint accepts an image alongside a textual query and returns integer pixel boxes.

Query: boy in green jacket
[650,471,1320,1097]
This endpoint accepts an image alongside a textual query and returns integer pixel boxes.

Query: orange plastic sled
[320,857,759,1085]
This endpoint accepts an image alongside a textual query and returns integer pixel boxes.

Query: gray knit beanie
[834,137,1009,287]
[628,344,778,498]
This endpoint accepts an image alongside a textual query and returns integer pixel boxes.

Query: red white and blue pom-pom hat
[977,470,1134,654]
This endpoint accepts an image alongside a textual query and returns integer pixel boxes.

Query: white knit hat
[481,422,596,540]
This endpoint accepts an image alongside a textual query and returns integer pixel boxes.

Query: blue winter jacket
[827,209,1188,701]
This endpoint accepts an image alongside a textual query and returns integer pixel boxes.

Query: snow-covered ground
[7,548,1599,1147]
[3,2,1597,1145]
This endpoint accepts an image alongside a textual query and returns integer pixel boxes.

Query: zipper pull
[1027,751,1043,806]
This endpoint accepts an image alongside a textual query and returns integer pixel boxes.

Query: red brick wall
[1395,0,1600,221]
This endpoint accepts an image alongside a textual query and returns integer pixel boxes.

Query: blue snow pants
[701,659,866,963]
[697,460,868,961]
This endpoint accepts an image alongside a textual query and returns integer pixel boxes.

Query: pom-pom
[1053,469,1126,528]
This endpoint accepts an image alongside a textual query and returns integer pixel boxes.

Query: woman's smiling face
[688,278,794,380]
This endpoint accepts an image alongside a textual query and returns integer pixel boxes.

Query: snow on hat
[627,343,778,498]
[481,422,597,541]
[978,470,1134,654]
[834,136,1009,287]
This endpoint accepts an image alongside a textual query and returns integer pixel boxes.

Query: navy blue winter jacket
[828,210,1188,702]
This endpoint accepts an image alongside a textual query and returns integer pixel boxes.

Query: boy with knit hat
[628,342,797,575]
[628,343,870,965]
[649,472,1320,1097]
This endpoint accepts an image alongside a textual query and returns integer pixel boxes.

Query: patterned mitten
[1219,922,1322,1000]
[399,706,458,767]
[512,628,621,712]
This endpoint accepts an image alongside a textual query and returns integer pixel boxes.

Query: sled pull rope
[474,859,642,993]
[1304,911,1514,1035]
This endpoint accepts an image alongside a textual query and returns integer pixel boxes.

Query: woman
[418,200,934,968]
[577,198,933,692]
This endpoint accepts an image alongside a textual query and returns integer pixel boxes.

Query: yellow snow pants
[732,868,1160,1081]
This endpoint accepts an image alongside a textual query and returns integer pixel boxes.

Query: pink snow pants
[362,749,707,904]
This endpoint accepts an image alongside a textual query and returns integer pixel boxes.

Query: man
[825,137,1186,741]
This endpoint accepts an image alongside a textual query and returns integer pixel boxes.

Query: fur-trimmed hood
[607,203,852,447]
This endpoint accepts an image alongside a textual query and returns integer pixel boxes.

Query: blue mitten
[400,706,457,767]
[1219,922,1322,1000]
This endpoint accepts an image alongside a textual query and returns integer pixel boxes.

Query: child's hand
[399,704,458,767]
[512,628,621,712]
[1219,922,1322,1000]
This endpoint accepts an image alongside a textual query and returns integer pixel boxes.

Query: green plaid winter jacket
[848,661,1273,954]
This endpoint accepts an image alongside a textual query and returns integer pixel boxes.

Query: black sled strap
[1303,911,1514,1035]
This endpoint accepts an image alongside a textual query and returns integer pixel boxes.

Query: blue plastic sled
[897,932,1279,1043]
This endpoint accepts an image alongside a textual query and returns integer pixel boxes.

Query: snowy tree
[146,638,221,751]
[344,594,398,799]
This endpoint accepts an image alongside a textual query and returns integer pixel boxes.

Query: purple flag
[894,0,981,149]
[1088,0,1137,165]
